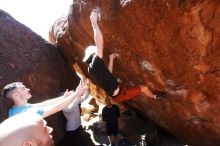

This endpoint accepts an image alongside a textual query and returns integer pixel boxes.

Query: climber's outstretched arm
[90,12,103,59]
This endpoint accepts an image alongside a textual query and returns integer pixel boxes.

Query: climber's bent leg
[112,86,120,97]
[140,85,156,99]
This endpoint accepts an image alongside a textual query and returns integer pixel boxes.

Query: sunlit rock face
[49,0,220,146]
[0,10,79,144]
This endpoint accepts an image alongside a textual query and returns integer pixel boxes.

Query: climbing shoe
[155,92,166,100]
[152,90,166,99]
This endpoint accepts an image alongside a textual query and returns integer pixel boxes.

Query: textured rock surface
[49,0,220,146]
[0,10,79,144]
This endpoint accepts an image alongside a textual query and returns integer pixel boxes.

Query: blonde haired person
[0,112,53,146]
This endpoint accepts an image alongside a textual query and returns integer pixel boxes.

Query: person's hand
[82,78,91,93]
[85,79,91,91]
[109,53,119,60]
[63,89,74,97]
[75,80,89,97]
[90,12,98,24]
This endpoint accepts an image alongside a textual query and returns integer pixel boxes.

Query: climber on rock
[83,11,166,102]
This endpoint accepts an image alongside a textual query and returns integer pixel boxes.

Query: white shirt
[62,92,89,131]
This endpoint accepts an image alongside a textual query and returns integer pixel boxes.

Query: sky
[0,0,72,40]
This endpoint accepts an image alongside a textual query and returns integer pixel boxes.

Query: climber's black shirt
[88,55,118,96]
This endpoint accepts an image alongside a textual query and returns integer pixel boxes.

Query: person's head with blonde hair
[0,112,54,146]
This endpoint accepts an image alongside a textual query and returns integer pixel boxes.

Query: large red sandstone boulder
[49,0,220,146]
[0,10,79,145]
